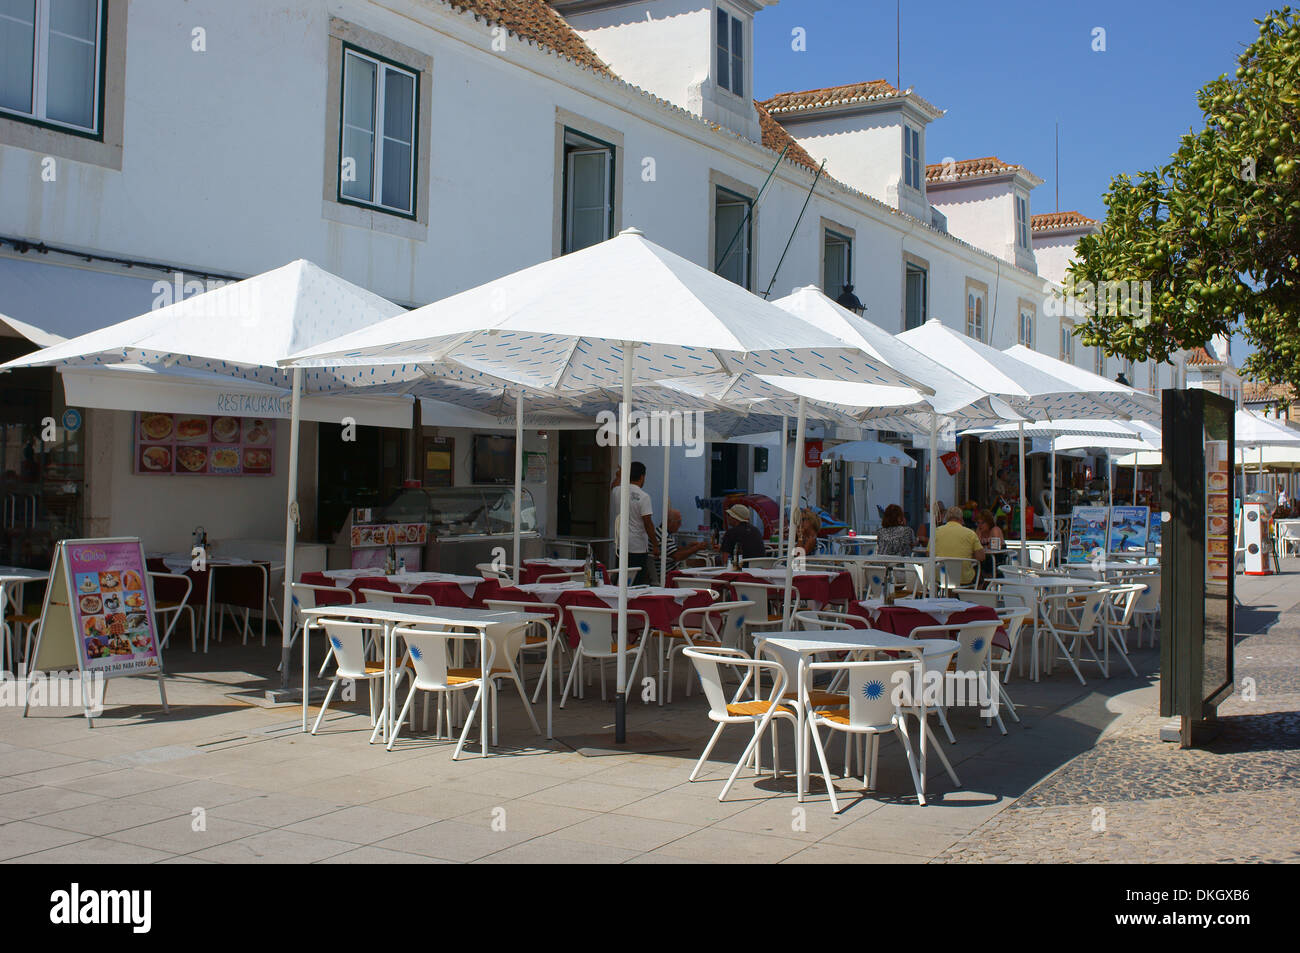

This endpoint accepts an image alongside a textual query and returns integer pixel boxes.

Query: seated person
[975,509,1005,581]
[657,508,708,571]
[934,505,985,586]
[876,504,916,556]
[796,509,822,557]
[718,504,767,560]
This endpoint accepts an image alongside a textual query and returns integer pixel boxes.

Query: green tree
[1067,7,1300,394]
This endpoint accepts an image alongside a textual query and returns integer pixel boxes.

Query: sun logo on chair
[578,620,590,634]
[862,680,886,700]
[972,637,985,653]
[409,645,423,661]
[329,636,343,651]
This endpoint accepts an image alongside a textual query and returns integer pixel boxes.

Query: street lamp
[836,284,866,315]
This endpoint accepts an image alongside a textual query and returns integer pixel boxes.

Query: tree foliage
[1067,7,1300,393]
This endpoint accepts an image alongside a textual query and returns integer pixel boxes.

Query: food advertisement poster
[1066,506,1110,563]
[1107,506,1150,553]
[349,523,429,548]
[66,541,160,676]
[135,413,274,476]
[1205,438,1231,583]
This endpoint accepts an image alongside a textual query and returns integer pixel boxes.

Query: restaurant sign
[134,412,275,476]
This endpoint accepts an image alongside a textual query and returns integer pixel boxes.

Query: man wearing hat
[717,503,766,560]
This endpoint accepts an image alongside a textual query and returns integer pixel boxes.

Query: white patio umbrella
[822,439,916,467]
[284,228,924,742]
[1003,344,1161,423]
[899,319,1131,563]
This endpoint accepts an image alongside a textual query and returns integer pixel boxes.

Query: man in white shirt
[613,461,657,584]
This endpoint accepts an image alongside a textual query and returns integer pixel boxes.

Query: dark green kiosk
[1159,388,1235,748]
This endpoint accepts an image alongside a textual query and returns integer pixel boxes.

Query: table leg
[480,629,489,758]
[384,620,395,744]
[796,657,808,803]
[546,624,553,739]
[301,617,309,733]
[0,582,9,674]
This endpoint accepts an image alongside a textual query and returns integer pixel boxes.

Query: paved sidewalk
[938,565,1300,863]
[0,567,1294,863]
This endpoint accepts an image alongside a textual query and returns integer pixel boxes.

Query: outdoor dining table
[848,597,1009,651]
[490,580,712,647]
[519,558,605,584]
[0,565,48,672]
[153,553,266,650]
[664,566,854,609]
[320,568,485,607]
[299,602,543,751]
[993,574,1104,680]
[756,629,960,803]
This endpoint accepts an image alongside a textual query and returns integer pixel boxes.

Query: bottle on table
[397,554,406,574]
[584,546,595,588]
[884,566,896,605]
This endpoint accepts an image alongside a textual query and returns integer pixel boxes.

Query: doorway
[557,429,611,548]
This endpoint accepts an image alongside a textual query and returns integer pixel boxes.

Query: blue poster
[1067,506,1109,563]
[1108,506,1150,553]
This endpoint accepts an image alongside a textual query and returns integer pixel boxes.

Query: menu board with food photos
[1205,439,1231,583]
[135,412,274,476]
[26,538,168,725]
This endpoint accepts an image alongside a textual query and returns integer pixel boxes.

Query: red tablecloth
[664,569,853,606]
[519,561,608,584]
[848,602,1009,652]
[491,585,711,647]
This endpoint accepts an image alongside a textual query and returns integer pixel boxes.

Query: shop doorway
[0,339,82,570]
[556,429,611,546]
[710,443,744,496]
[315,423,407,544]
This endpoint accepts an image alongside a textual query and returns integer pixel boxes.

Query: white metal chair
[1099,583,1144,677]
[937,557,980,593]
[991,607,1031,694]
[483,599,564,703]
[286,583,356,675]
[681,645,802,802]
[661,599,749,704]
[1130,573,1161,647]
[730,582,789,645]
[358,588,434,607]
[805,656,938,810]
[605,566,641,586]
[535,572,584,583]
[1038,590,1106,685]
[948,586,998,609]
[386,627,495,758]
[559,605,649,706]
[148,571,195,652]
[310,619,407,738]
[475,562,512,581]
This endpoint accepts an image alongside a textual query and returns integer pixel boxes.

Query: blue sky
[753,0,1275,363]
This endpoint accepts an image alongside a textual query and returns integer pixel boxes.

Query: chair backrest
[1045,589,1106,628]
[291,582,354,612]
[862,565,889,599]
[1024,544,1053,571]
[741,557,781,569]
[808,657,920,728]
[394,628,495,691]
[1133,574,1161,612]
[568,605,647,655]
[148,571,191,607]
[484,599,563,632]
[320,619,381,679]
[995,607,1030,656]
[951,620,1000,674]
[938,557,979,590]
[731,582,783,626]
[476,563,511,581]
[679,600,751,650]
[792,610,855,631]
[536,572,584,583]
[1107,583,1145,626]
[683,646,784,719]
[348,577,397,602]
[949,587,998,609]
[358,588,397,605]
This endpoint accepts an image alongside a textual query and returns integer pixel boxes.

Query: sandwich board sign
[25,538,168,726]
[1065,506,1109,564]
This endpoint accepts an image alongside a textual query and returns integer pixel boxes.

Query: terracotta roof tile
[925,156,1032,184]
[754,101,820,172]
[1243,381,1293,403]
[1185,346,1224,367]
[760,80,902,113]
[447,1,611,75]
[1031,210,1099,232]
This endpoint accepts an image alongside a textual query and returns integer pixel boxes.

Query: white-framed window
[715,7,744,98]
[1015,194,1030,249]
[1018,304,1035,348]
[1060,321,1075,362]
[562,128,614,254]
[823,229,852,298]
[965,284,986,342]
[339,46,418,217]
[0,0,104,135]
[714,186,751,288]
[904,262,927,329]
[903,126,922,190]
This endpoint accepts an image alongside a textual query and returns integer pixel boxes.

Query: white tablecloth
[856,597,982,623]
[513,581,698,607]
[321,569,482,598]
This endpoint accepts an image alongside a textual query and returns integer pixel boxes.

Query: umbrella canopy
[1235,446,1300,470]
[962,418,1157,447]
[822,439,916,467]
[283,230,926,392]
[1003,344,1160,422]
[1235,409,1300,448]
[898,319,1121,421]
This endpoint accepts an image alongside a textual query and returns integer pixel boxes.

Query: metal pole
[1133,455,1139,506]
[512,390,523,586]
[778,415,788,555]
[660,439,670,585]
[1049,435,1057,544]
[928,411,938,595]
[1017,422,1028,567]
[783,397,807,627]
[281,367,302,699]
[615,345,633,743]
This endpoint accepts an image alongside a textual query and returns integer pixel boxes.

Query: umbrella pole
[1017,422,1027,567]
[778,414,788,555]
[512,390,523,586]
[615,345,632,743]
[783,397,807,627]
[1133,456,1139,506]
[280,368,301,703]
[660,440,670,585]
[1107,455,1113,509]
[1049,436,1057,548]
[929,411,938,596]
